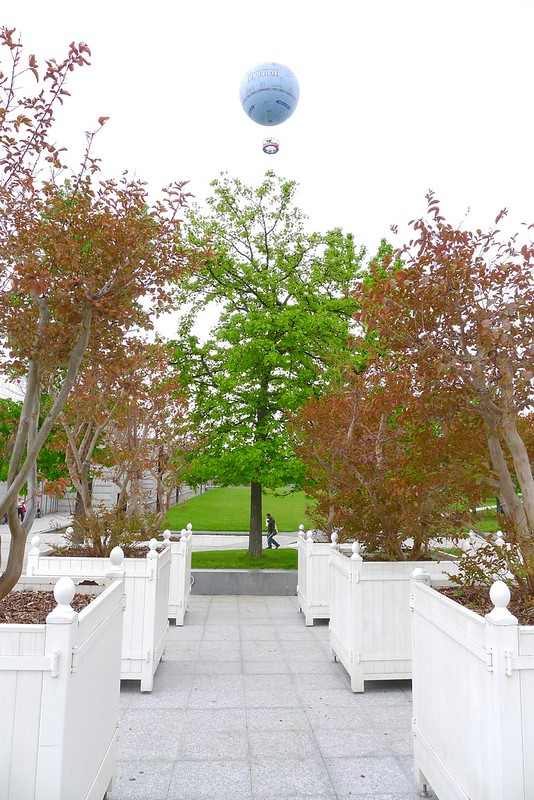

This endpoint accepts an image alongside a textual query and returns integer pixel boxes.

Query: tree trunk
[0,509,26,601]
[485,420,534,594]
[72,470,92,517]
[501,416,534,535]
[326,500,335,538]
[127,468,143,517]
[0,307,93,519]
[248,481,263,557]
[485,424,529,536]
[74,491,84,517]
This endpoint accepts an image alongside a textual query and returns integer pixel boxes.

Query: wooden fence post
[26,535,42,576]
[106,546,125,580]
[34,578,78,800]
[484,580,525,800]
[410,568,432,794]
[349,542,364,692]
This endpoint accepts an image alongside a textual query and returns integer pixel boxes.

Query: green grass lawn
[164,486,315,532]
[473,508,502,535]
[164,490,506,570]
[191,548,298,570]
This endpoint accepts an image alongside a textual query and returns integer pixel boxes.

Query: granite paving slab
[107,595,425,800]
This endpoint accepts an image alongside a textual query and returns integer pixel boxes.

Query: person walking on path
[265,513,280,549]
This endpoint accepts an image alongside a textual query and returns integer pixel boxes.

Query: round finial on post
[109,546,124,568]
[330,531,339,548]
[298,524,305,536]
[306,529,313,542]
[490,580,510,609]
[411,567,431,583]
[180,528,187,538]
[47,576,78,623]
[350,541,362,560]
[148,538,159,558]
[29,535,41,555]
[162,529,171,543]
[412,567,424,577]
[187,523,193,532]
[486,580,516,624]
[54,576,76,609]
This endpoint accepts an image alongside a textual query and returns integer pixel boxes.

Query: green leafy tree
[0,399,22,483]
[0,397,68,488]
[172,172,365,555]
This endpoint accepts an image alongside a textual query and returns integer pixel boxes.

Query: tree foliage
[355,194,534,593]
[172,172,365,555]
[0,398,22,483]
[0,29,192,598]
[0,396,68,488]
[293,362,490,559]
[98,341,190,523]
[56,337,188,530]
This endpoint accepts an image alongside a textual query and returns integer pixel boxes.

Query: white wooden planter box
[0,575,124,800]
[297,529,334,625]
[329,543,456,691]
[162,528,193,625]
[410,572,534,800]
[27,538,170,691]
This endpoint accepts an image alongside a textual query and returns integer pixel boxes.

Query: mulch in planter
[0,590,93,624]
[439,586,534,626]
[51,543,165,558]
[336,546,437,563]
[307,531,330,543]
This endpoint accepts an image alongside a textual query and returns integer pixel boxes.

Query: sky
[7,0,534,336]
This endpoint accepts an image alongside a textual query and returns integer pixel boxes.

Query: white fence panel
[519,627,534,799]
[0,577,124,800]
[411,574,534,800]
[411,578,490,798]
[26,537,170,691]
[0,625,46,798]
[329,546,353,674]
[151,545,171,679]
[330,543,455,691]
[163,528,193,625]
[297,530,332,625]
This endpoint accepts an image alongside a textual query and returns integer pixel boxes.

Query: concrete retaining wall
[191,569,297,595]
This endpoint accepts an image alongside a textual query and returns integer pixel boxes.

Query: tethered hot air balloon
[239,62,299,154]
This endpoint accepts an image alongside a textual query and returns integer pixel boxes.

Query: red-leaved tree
[293,364,489,559]
[0,29,193,598]
[356,195,534,592]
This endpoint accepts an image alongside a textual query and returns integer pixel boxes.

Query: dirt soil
[51,543,164,558]
[0,591,93,624]
[439,586,534,626]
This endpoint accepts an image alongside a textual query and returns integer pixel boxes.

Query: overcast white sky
[7,0,534,336]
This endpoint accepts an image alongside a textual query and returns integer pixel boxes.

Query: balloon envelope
[239,62,299,127]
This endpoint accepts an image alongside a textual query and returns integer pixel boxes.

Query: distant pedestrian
[36,506,41,518]
[19,502,26,522]
[265,513,280,549]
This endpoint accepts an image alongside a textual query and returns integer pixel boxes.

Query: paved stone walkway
[108,595,423,800]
